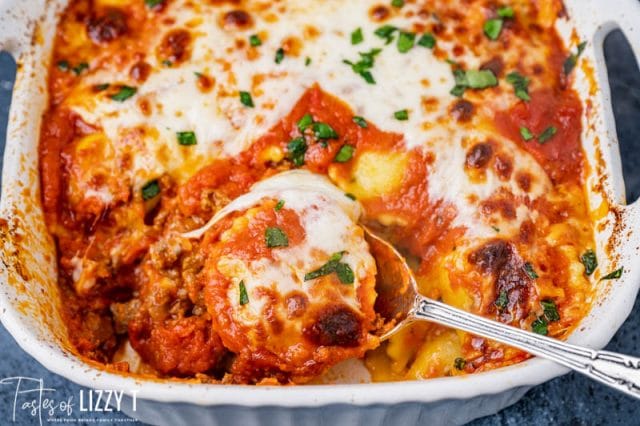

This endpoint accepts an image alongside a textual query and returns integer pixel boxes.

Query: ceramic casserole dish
[0,0,639,424]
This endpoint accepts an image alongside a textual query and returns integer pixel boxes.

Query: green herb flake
[484,18,503,40]
[93,83,110,92]
[313,122,339,139]
[391,0,404,7]
[466,69,498,89]
[176,131,197,146]
[287,137,307,166]
[336,262,355,284]
[345,193,356,200]
[334,144,355,163]
[520,126,534,141]
[352,116,368,128]
[523,262,539,279]
[275,47,285,64]
[161,59,173,67]
[297,113,314,132]
[239,280,249,305]
[541,300,560,322]
[563,41,587,75]
[601,267,623,281]
[374,25,398,44]
[141,180,160,200]
[580,249,597,276]
[274,199,285,212]
[304,251,354,284]
[397,31,416,53]
[110,86,137,102]
[72,62,89,76]
[492,226,500,233]
[305,57,312,66]
[417,33,436,49]
[497,6,515,18]
[531,317,548,335]
[394,109,409,121]
[506,71,530,101]
[145,0,163,8]
[351,28,364,45]
[249,34,262,47]
[239,91,254,108]
[265,227,289,248]
[57,60,70,71]
[495,290,508,310]
[343,48,382,84]
[537,126,557,144]
[454,357,466,370]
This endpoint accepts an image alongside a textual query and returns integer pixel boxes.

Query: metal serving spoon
[365,229,640,400]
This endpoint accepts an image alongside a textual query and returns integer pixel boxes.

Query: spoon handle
[415,297,640,399]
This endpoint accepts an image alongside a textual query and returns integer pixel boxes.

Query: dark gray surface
[0,29,639,426]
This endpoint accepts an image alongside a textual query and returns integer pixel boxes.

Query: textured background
[0,29,638,426]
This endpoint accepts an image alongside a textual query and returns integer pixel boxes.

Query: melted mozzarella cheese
[63,0,552,240]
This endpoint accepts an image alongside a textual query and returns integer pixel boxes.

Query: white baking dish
[0,1,639,425]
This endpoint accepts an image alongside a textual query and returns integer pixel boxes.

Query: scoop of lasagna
[198,171,378,382]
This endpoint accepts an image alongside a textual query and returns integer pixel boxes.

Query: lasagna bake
[38,0,614,383]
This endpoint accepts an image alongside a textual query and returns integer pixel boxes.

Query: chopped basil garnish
[249,34,262,47]
[541,300,560,322]
[374,25,398,44]
[57,60,70,71]
[450,69,498,96]
[537,126,557,144]
[72,62,89,76]
[145,0,163,8]
[313,122,338,139]
[397,31,416,53]
[523,262,539,279]
[343,48,382,84]
[287,137,307,166]
[334,144,355,162]
[417,33,436,48]
[141,180,160,200]
[520,126,534,141]
[274,199,285,211]
[495,290,508,310]
[352,116,368,128]
[275,48,285,64]
[176,131,197,146]
[93,83,110,92]
[265,227,289,248]
[601,267,623,280]
[391,0,404,7]
[336,262,355,284]
[580,249,597,276]
[492,226,500,233]
[454,357,466,370]
[351,28,364,45]
[239,280,249,305]
[305,57,311,66]
[497,6,514,17]
[506,71,530,101]
[484,18,503,40]
[563,41,587,75]
[239,91,254,107]
[531,317,548,335]
[298,113,314,132]
[110,86,137,102]
[161,59,173,67]
[304,251,354,284]
[394,109,409,120]
[345,193,356,200]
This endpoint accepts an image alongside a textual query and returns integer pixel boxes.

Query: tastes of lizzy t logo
[0,376,138,424]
